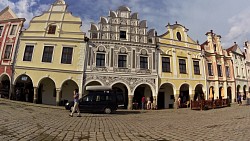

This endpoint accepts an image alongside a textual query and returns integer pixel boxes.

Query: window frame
[162,57,170,72]
[3,45,12,60]
[226,66,230,78]
[179,59,186,74]
[48,25,57,34]
[118,54,127,68]
[9,24,18,36]
[61,47,73,64]
[23,45,34,61]
[120,30,126,40]
[42,46,54,63]
[193,60,200,75]
[217,64,222,77]
[140,56,148,69]
[208,63,213,76]
[96,53,105,67]
[0,25,4,37]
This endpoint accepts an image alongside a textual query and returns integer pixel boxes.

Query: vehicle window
[82,95,93,101]
[96,95,100,101]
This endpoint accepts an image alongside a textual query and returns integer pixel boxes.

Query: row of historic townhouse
[0,0,250,109]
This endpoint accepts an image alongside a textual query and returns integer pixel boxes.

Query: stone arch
[179,83,190,108]
[61,79,79,104]
[111,81,130,109]
[194,84,204,101]
[14,74,34,102]
[227,87,232,103]
[0,73,10,98]
[209,86,215,100]
[158,83,175,109]
[37,77,56,105]
[109,11,117,17]
[132,82,155,110]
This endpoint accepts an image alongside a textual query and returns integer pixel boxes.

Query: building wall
[158,23,206,108]
[87,6,157,109]
[13,0,86,105]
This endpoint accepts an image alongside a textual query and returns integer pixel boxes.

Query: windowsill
[117,67,128,69]
[162,71,171,73]
[2,59,11,61]
[140,68,149,70]
[96,66,106,68]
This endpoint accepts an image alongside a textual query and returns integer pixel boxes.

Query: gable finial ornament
[55,0,65,4]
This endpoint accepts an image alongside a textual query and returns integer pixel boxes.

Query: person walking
[69,89,81,117]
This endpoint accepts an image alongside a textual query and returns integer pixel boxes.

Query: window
[0,26,3,36]
[140,56,148,69]
[48,25,56,34]
[148,38,152,43]
[3,45,12,59]
[208,63,213,76]
[242,68,244,77]
[23,45,34,61]
[236,67,239,76]
[162,57,170,72]
[176,32,181,41]
[118,55,127,68]
[213,44,216,52]
[193,61,200,74]
[42,46,54,62]
[179,59,186,73]
[217,65,222,77]
[226,66,230,78]
[92,33,98,39]
[10,25,17,35]
[120,31,126,39]
[61,47,73,64]
[96,53,105,67]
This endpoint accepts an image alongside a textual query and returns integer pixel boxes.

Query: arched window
[176,32,181,41]
[48,25,56,34]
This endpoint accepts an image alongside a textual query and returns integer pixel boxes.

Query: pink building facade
[0,7,25,98]
[201,30,235,102]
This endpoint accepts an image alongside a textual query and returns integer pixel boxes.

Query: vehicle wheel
[104,107,112,114]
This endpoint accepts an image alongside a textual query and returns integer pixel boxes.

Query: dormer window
[176,32,181,41]
[120,31,126,39]
[10,25,17,35]
[48,25,56,34]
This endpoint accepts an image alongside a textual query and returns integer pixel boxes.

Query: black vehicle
[65,86,124,114]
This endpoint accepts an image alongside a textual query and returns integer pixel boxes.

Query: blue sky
[1,0,250,48]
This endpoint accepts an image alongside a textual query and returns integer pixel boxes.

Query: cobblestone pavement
[1,98,250,141]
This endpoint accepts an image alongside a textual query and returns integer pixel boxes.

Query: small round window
[177,32,181,41]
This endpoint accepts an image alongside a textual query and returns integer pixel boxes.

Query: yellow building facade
[13,0,86,105]
[157,23,207,109]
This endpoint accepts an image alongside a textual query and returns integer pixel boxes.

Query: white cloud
[223,8,250,47]
[0,0,49,27]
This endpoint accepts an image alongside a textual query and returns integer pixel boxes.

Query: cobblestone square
[1,98,250,141]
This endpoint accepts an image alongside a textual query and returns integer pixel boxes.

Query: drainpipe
[81,36,89,98]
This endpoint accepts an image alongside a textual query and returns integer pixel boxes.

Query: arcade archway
[112,83,129,109]
[0,74,10,98]
[133,84,153,110]
[61,80,79,105]
[179,84,190,107]
[194,84,204,101]
[15,75,34,102]
[37,78,56,105]
[158,83,174,109]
